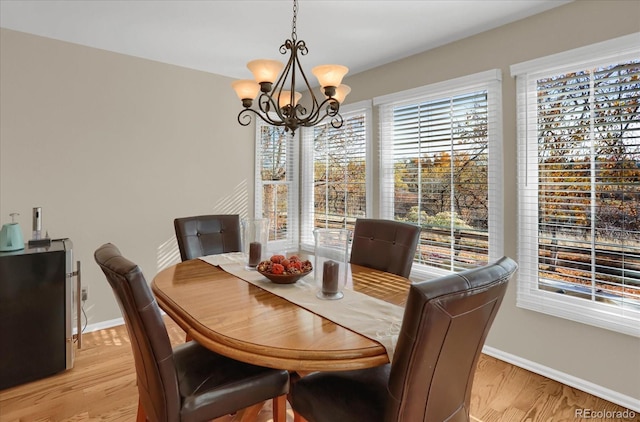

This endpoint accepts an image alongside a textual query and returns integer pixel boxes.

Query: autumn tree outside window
[300,102,371,247]
[512,33,640,337]
[255,122,299,250]
[375,70,504,276]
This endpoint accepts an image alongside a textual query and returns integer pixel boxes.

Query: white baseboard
[483,345,640,413]
[79,317,124,335]
[78,311,167,335]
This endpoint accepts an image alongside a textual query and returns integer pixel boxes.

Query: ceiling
[0,0,572,80]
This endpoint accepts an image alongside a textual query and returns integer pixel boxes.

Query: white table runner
[199,253,404,362]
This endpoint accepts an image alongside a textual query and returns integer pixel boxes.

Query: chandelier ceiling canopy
[232,0,350,135]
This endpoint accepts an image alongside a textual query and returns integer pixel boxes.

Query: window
[375,70,504,275]
[512,33,640,337]
[255,122,299,251]
[300,102,371,248]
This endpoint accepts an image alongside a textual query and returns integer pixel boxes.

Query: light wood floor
[0,317,631,422]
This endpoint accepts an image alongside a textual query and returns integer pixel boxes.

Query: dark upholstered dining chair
[94,243,289,422]
[290,256,518,422]
[349,218,421,278]
[174,214,241,261]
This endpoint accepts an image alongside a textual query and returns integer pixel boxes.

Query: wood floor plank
[0,317,632,421]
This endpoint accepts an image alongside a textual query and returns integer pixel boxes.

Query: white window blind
[300,103,371,248]
[512,33,640,337]
[376,70,503,275]
[255,122,299,251]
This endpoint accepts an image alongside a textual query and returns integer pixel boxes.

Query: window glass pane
[259,126,287,182]
[257,125,297,245]
[390,91,490,271]
[535,59,640,310]
[262,183,288,241]
[311,113,367,233]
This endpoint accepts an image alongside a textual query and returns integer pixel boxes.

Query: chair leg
[272,395,286,422]
[136,398,147,422]
[289,372,307,422]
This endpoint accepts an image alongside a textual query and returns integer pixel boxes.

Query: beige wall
[0,28,255,325]
[1,0,639,406]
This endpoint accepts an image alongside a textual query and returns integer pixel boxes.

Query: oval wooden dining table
[152,258,411,372]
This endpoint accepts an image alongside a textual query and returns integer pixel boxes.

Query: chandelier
[231,0,351,135]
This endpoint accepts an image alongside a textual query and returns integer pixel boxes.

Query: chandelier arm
[238,107,287,128]
[276,39,295,88]
[321,98,341,117]
[256,92,275,115]
[272,38,300,122]
[256,92,290,125]
[295,95,337,127]
[237,109,253,127]
[329,113,344,129]
[293,105,320,127]
[290,43,298,117]
[286,98,341,130]
[317,98,341,123]
[272,44,294,114]
[292,41,322,121]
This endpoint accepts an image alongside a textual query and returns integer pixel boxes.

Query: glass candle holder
[313,228,350,300]
[241,218,269,270]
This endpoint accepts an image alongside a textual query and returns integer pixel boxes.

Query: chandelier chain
[291,0,298,41]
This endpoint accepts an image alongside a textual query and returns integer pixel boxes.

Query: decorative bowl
[257,269,312,284]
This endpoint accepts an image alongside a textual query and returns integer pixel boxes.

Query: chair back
[349,218,421,278]
[174,214,241,261]
[94,243,180,422]
[386,256,517,422]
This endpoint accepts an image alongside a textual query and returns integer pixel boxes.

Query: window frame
[374,69,504,279]
[254,120,300,252]
[511,32,640,337]
[299,100,373,252]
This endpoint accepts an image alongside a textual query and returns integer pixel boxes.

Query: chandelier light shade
[231,80,260,107]
[278,90,303,108]
[311,64,349,96]
[329,84,351,104]
[232,0,350,134]
[247,60,284,87]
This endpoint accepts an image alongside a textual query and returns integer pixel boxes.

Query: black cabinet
[0,240,76,390]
